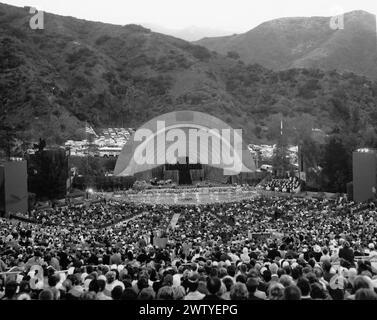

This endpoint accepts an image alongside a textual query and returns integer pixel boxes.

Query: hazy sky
[3,0,377,33]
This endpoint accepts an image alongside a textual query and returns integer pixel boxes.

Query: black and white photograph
[1,0,377,314]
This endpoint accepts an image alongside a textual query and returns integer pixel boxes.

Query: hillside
[1,3,377,148]
[196,11,377,80]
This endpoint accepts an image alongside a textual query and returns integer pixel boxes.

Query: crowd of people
[263,177,301,193]
[1,192,377,300]
[29,201,144,229]
[126,184,249,194]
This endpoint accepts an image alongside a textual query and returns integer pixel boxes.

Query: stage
[107,186,259,205]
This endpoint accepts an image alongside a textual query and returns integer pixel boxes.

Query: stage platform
[106,186,259,205]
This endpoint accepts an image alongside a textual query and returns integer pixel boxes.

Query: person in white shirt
[105,271,125,295]
[240,247,250,263]
[173,266,184,287]
[368,243,377,257]
[320,248,331,263]
[191,248,201,262]
[96,279,112,300]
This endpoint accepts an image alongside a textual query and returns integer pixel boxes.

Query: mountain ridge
[1,3,377,150]
[196,10,377,79]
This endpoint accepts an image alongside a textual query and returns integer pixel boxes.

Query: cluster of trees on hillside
[270,112,377,193]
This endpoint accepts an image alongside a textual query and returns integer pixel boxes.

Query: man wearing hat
[183,273,204,300]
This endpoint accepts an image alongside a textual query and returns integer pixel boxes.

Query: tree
[320,136,351,193]
[291,114,322,186]
[0,37,22,70]
[27,148,69,200]
[33,138,46,153]
[0,113,21,160]
[362,126,377,149]
[272,135,291,178]
[265,113,293,142]
[0,124,17,159]
[227,51,240,60]
[87,134,98,157]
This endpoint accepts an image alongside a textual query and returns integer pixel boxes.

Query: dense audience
[1,193,377,300]
[30,201,145,228]
[263,177,301,193]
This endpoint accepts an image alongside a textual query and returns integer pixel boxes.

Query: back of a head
[360,270,373,279]
[297,277,311,297]
[111,285,124,300]
[283,285,302,300]
[187,273,199,292]
[353,276,372,292]
[48,274,60,288]
[88,279,99,293]
[247,268,259,278]
[305,272,318,284]
[218,268,228,279]
[138,287,155,300]
[137,277,149,291]
[63,279,73,292]
[322,260,331,272]
[246,277,259,294]
[207,277,221,295]
[172,286,185,300]
[97,279,106,292]
[239,264,247,274]
[262,269,272,282]
[122,278,132,289]
[268,282,285,300]
[310,283,327,300]
[222,277,234,292]
[227,265,236,277]
[313,267,323,279]
[269,263,278,275]
[207,266,217,277]
[80,292,97,300]
[39,289,54,300]
[329,288,345,300]
[163,274,173,287]
[4,281,18,299]
[279,275,293,288]
[235,274,247,284]
[277,268,286,278]
[121,288,138,300]
[308,259,316,269]
[157,286,174,300]
[291,267,302,280]
[355,288,377,300]
[230,283,248,300]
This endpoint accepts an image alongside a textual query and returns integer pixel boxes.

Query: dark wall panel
[353,151,377,202]
[0,166,4,214]
[2,161,28,215]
